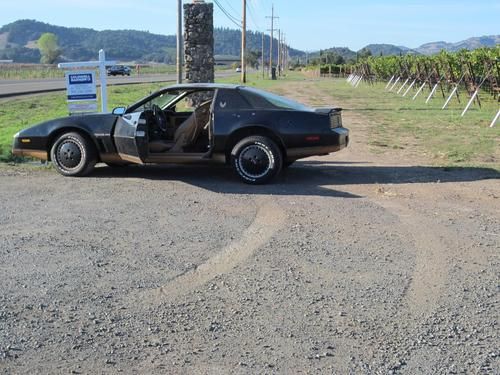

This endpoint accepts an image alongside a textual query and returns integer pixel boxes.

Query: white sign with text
[65,71,97,102]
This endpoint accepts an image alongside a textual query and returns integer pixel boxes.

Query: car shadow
[90,161,499,198]
[292,161,499,185]
[91,163,361,198]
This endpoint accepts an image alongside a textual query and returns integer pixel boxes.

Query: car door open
[113,111,149,164]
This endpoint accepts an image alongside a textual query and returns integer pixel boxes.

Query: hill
[415,35,500,55]
[0,19,302,63]
[361,44,417,56]
[0,20,497,64]
[358,36,499,57]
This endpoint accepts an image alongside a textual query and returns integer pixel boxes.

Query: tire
[231,136,282,184]
[50,132,97,177]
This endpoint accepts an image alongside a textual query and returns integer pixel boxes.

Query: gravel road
[1,83,499,374]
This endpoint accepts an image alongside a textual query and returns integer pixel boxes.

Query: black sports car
[12,83,349,184]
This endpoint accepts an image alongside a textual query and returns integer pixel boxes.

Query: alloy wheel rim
[56,140,83,169]
[238,144,272,179]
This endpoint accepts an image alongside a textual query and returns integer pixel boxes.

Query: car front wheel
[50,132,97,176]
[231,136,282,184]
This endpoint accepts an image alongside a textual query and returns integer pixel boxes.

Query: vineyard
[345,47,500,127]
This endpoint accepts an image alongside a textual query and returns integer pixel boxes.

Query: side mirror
[112,107,126,115]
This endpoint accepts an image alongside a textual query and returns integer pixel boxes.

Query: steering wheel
[152,104,168,133]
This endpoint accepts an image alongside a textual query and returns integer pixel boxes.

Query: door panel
[113,112,148,163]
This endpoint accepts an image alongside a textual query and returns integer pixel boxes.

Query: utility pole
[176,0,182,84]
[261,32,265,79]
[241,0,246,83]
[277,29,281,76]
[266,4,278,78]
[282,34,287,74]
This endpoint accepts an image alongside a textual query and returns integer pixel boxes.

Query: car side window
[214,89,250,111]
[168,90,214,113]
[173,96,196,113]
[239,90,277,109]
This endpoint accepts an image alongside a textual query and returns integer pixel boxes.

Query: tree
[245,50,261,69]
[358,47,373,60]
[37,33,61,64]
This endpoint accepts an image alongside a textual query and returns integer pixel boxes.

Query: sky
[0,0,499,51]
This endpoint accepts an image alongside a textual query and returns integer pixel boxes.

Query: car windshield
[241,87,312,111]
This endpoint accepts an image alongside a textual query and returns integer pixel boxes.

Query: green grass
[315,79,500,169]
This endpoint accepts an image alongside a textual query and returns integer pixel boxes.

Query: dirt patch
[147,197,286,301]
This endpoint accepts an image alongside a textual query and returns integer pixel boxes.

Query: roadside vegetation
[1,72,498,170]
[0,63,232,80]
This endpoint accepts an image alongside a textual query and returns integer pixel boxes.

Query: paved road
[0,71,236,98]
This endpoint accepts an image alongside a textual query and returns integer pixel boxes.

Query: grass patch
[315,79,500,169]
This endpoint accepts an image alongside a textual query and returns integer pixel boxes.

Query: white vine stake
[397,78,410,94]
[389,77,401,91]
[385,75,395,90]
[442,86,459,110]
[461,89,479,117]
[403,79,416,97]
[413,82,426,100]
[426,83,439,104]
[489,109,499,128]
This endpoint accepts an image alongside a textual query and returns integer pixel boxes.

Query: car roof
[162,83,243,91]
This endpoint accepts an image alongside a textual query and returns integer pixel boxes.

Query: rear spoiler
[314,107,342,115]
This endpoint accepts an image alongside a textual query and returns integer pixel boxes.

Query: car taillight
[330,113,342,129]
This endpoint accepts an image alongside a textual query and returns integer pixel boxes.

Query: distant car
[236,67,242,73]
[12,83,349,184]
[107,65,131,76]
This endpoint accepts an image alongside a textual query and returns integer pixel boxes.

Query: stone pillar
[183,1,214,83]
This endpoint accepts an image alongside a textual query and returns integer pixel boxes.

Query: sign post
[58,49,116,113]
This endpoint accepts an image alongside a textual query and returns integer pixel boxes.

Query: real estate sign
[64,70,98,114]
[65,71,97,101]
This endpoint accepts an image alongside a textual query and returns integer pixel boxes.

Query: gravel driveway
[1,87,499,374]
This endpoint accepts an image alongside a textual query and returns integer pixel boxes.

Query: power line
[213,0,242,29]
[213,0,241,28]
[220,0,241,20]
[247,0,262,31]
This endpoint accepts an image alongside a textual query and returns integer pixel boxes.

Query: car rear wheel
[50,132,97,177]
[231,136,282,184]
